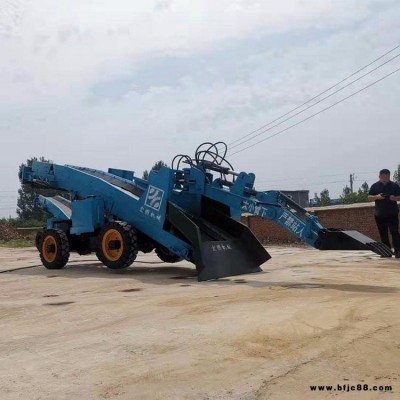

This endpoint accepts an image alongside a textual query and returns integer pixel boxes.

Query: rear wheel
[137,234,155,254]
[39,229,70,269]
[96,222,138,269]
[35,231,44,251]
[155,245,183,263]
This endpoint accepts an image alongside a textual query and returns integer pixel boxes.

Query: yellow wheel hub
[42,236,57,263]
[101,229,124,261]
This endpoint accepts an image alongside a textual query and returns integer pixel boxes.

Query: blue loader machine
[20,142,392,281]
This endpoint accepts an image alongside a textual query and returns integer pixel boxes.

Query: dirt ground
[0,246,399,400]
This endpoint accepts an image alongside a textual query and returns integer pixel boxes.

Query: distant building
[278,190,309,208]
[309,197,341,207]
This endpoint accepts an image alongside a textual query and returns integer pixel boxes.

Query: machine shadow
[11,261,200,285]
[8,258,400,293]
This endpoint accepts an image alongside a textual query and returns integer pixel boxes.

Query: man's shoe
[395,251,400,259]
[381,254,393,258]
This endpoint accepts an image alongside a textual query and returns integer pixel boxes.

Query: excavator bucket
[167,200,270,281]
[316,228,393,257]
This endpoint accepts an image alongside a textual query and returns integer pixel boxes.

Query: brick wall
[241,202,400,244]
[16,227,42,238]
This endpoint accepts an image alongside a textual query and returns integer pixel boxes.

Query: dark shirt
[369,181,400,217]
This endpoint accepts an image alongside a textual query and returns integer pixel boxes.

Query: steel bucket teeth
[366,242,393,257]
[317,229,393,257]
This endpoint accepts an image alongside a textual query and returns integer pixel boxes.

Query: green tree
[340,181,369,204]
[342,185,351,196]
[393,164,400,184]
[315,188,331,206]
[356,181,369,202]
[142,160,167,180]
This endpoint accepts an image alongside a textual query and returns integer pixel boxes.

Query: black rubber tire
[137,234,155,254]
[155,245,183,263]
[96,221,138,269]
[35,231,44,251]
[39,229,70,269]
[139,241,155,254]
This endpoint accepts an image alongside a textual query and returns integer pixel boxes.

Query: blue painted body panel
[108,168,134,181]
[70,198,104,234]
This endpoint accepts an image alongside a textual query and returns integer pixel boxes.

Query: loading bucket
[167,201,271,281]
[316,228,393,257]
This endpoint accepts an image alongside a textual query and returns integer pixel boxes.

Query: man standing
[368,169,400,258]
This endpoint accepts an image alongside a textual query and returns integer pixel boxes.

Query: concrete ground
[0,246,399,400]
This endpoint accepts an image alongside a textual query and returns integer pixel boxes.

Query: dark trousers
[374,214,400,252]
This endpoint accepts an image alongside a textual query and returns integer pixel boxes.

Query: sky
[1,0,400,218]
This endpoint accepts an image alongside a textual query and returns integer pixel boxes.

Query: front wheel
[96,222,138,269]
[39,229,70,269]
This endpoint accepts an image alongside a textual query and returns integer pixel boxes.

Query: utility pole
[349,173,355,193]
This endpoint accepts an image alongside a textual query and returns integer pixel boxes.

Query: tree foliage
[314,188,331,206]
[142,160,167,180]
[340,181,369,204]
[393,164,400,184]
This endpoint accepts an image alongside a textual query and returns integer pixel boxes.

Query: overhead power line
[229,52,400,152]
[255,171,377,186]
[317,171,376,178]
[230,65,400,156]
[227,44,400,149]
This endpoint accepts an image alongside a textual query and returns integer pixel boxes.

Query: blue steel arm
[202,172,324,248]
[37,195,71,221]
[240,191,323,247]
